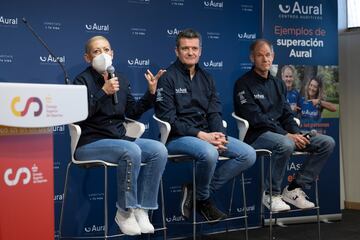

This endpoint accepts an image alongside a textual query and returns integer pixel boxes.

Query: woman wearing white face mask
[73,36,167,236]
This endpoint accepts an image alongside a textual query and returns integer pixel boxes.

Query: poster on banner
[264,0,338,65]
[264,0,340,220]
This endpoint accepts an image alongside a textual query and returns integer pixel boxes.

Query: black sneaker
[180,183,193,220]
[196,199,227,224]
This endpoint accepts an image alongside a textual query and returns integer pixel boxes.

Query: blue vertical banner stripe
[263,0,341,222]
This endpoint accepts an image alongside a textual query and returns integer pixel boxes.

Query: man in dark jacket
[233,39,335,211]
[155,29,256,222]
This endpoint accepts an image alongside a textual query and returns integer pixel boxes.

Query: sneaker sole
[114,216,141,236]
[282,196,315,209]
[199,210,227,224]
[262,199,290,212]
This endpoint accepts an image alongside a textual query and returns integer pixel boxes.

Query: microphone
[302,129,317,140]
[106,66,118,105]
[22,17,70,85]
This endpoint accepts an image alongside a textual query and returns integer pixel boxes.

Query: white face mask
[91,53,112,73]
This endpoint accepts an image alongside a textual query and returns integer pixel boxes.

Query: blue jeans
[75,138,167,210]
[166,136,256,200]
[251,131,335,194]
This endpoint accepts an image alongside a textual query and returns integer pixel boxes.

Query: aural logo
[238,32,256,40]
[203,60,223,69]
[84,225,104,233]
[127,58,150,67]
[279,4,291,14]
[166,214,185,223]
[278,1,322,17]
[203,0,223,9]
[236,204,255,213]
[85,23,110,32]
[40,54,66,64]
[167,27,182,36]
[54,194,64,201]
[0,16,18,26]
[3,167,31,186]
[11,96,43,117]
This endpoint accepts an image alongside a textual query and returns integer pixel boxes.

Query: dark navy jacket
[73,66,154,147]
[233,67,300,144]
[155,59,224,141]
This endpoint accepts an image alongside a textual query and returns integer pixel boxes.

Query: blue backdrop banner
[0,0,339,239]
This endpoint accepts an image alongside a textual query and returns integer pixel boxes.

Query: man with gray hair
[233,39,335,212]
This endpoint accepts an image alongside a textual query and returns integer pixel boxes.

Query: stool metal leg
[260,155,265,226]
[58,161,73,239]
[228,177,236,216]
[241,173,248,240]
[104,165,109,238]
[192,159,197,240]
[225,177,236,232]
[316,178,321,240]
[160,179,167,240]
[269,154,273,240]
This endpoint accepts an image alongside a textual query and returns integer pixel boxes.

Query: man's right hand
[102,77,119,95]
[286,133,310,150]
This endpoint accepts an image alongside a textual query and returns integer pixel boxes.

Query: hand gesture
[144,69,166,94]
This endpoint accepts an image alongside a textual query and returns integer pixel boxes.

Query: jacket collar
[174,58,200,76]
[251,66,272,83]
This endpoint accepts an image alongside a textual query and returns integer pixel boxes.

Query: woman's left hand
[144,69,166,94]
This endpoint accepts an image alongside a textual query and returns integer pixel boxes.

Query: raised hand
[144,69,166,94]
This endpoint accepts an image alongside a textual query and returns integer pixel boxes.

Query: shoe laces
[270,194,282,201]
[294,188,310,200]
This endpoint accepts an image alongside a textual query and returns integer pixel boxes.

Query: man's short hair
[176,28,202,48]
[249,39,274,55]
[85,35,110,53]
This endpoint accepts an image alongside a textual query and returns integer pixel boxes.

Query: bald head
[85,35,110,54]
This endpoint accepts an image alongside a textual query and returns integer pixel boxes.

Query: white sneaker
[282,186,315,209]
[262,192,290,212]
[134,208,155,234]
[115,209,141,236]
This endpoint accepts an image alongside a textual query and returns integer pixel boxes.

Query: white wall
[339,0,360,207]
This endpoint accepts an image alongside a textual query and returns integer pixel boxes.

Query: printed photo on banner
[271,64,339,135]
